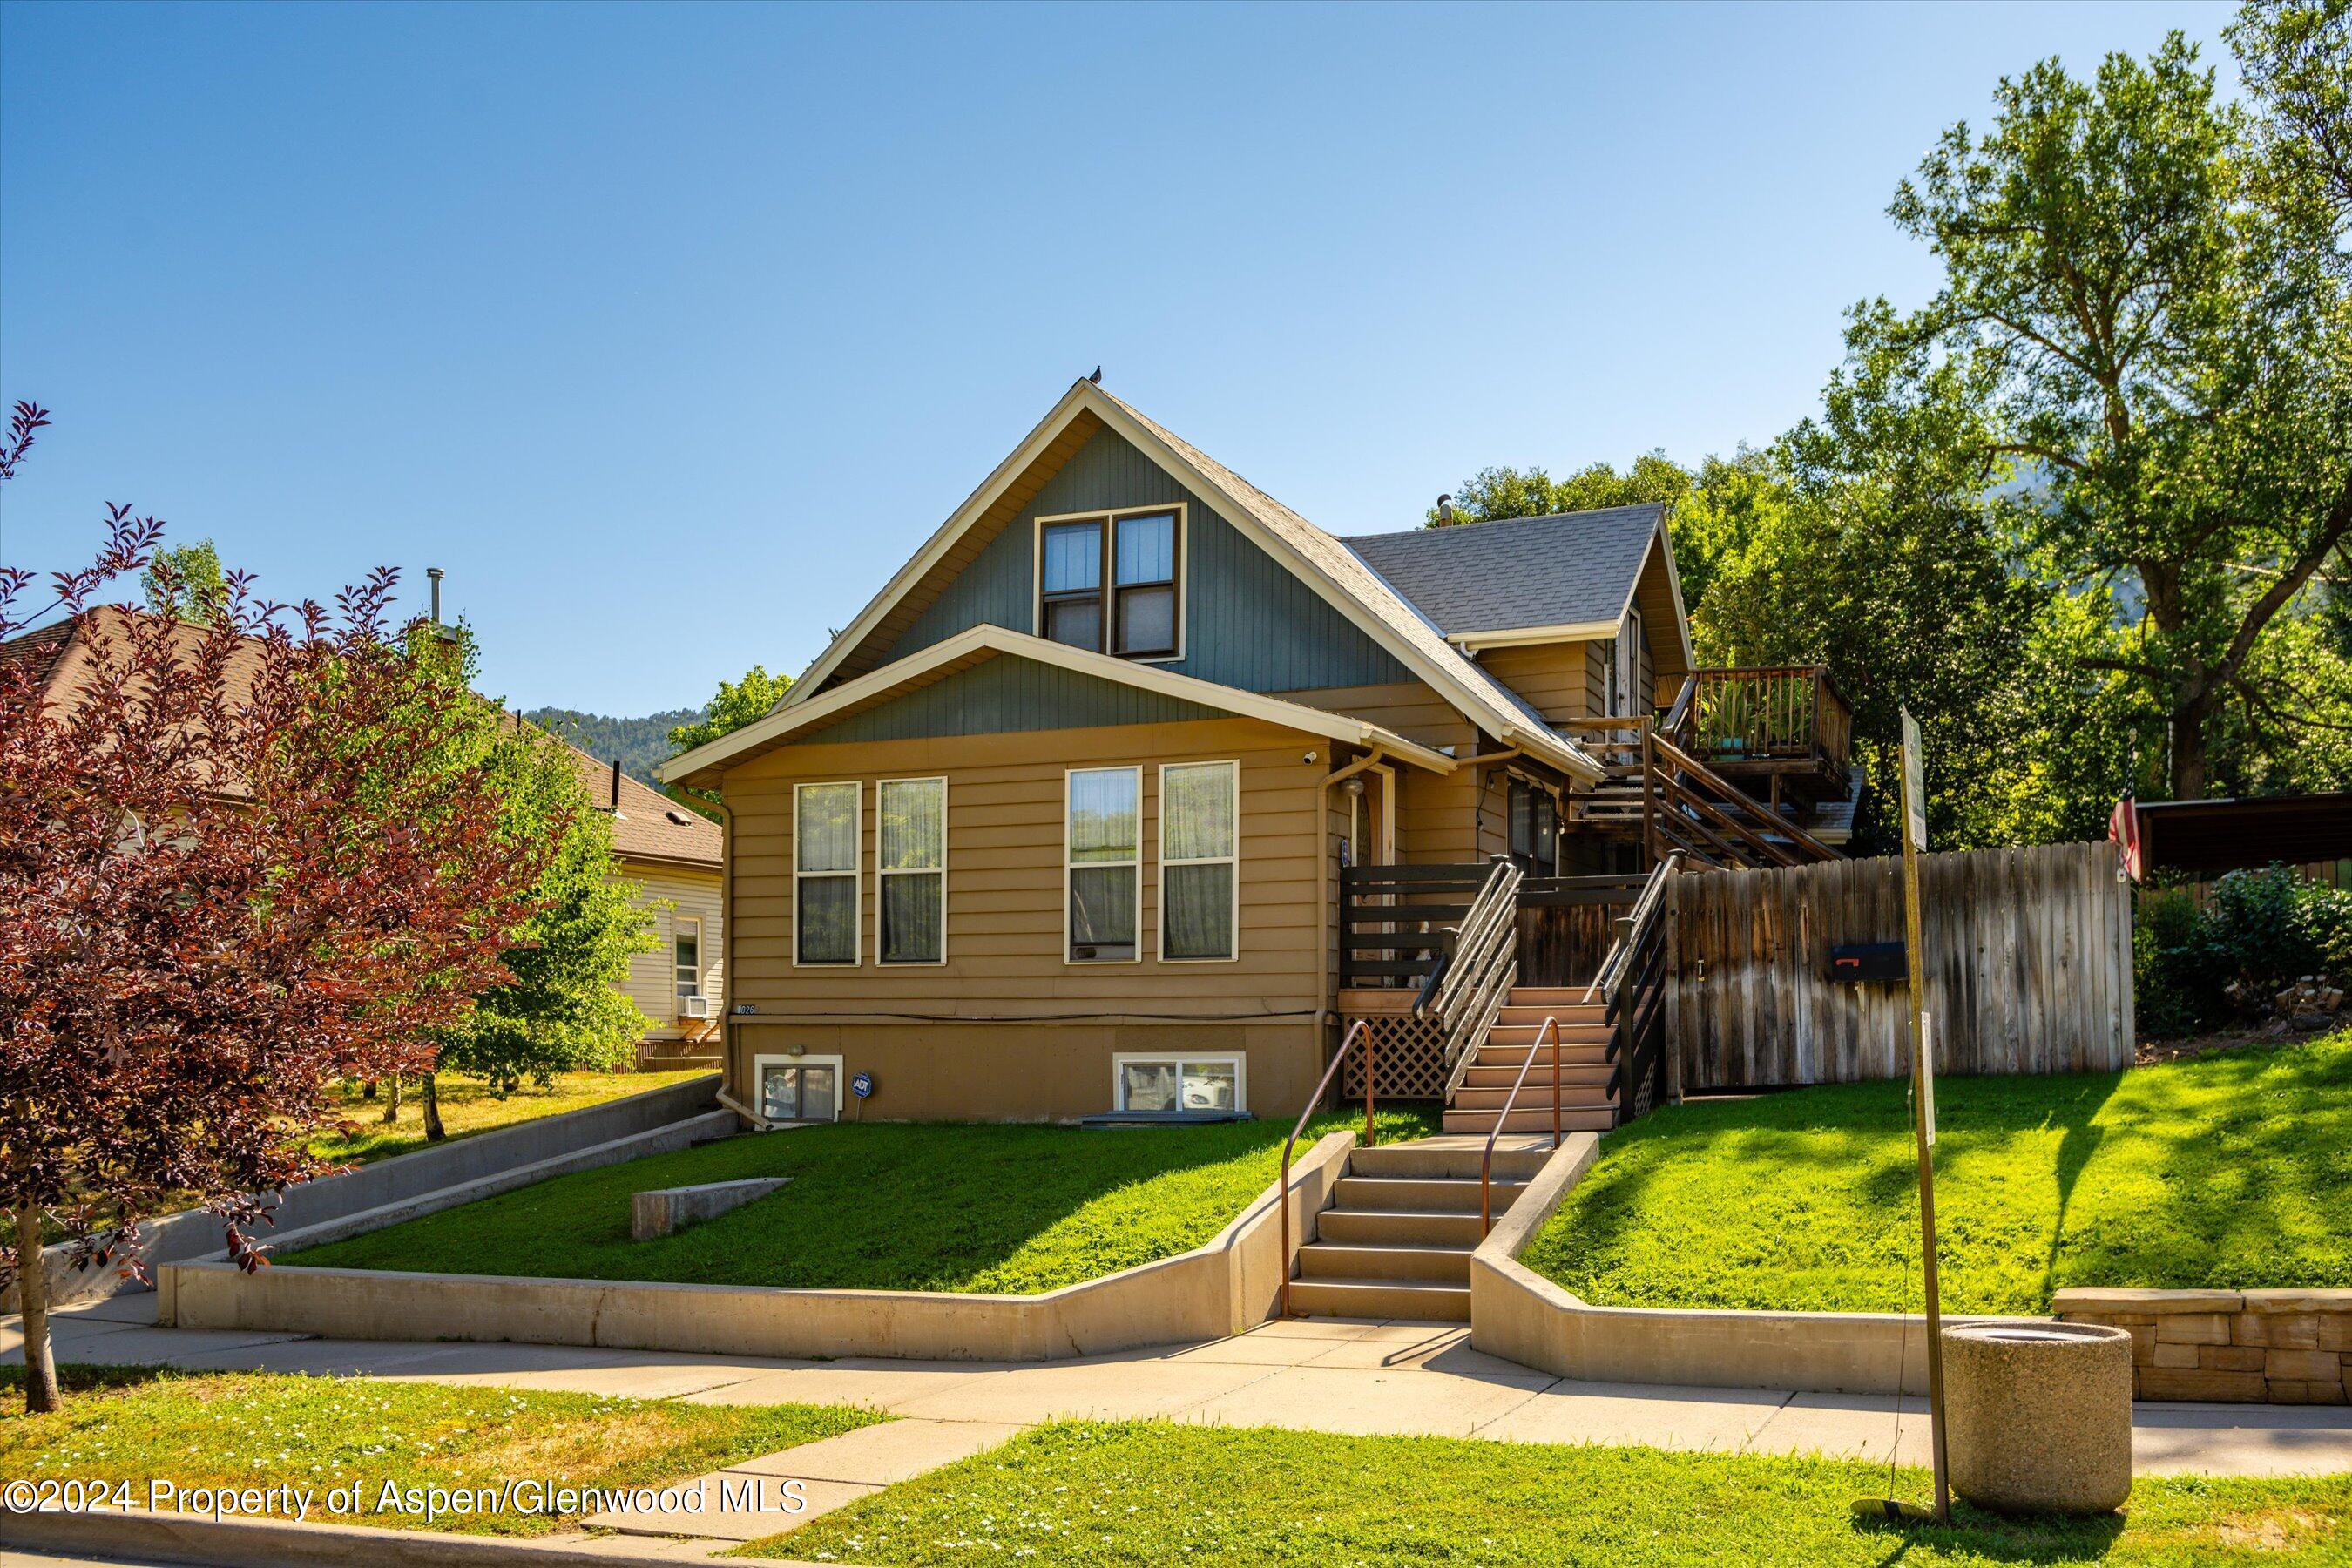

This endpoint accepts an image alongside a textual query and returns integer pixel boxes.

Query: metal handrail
[1584,852,1680,1004]
[1481,1014,1561,1233]
[1279,1019,1375,1319]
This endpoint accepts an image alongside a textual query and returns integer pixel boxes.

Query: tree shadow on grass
[1851,1503,2126,1565]
[0,1362,187,1404]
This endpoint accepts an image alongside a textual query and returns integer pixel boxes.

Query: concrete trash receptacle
[1943,1321,2133,1515]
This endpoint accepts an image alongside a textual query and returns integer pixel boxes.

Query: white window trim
[1111,1051,1248,1115]
[1157,759,1240,963]
[1031,502,1188,665]
[793,781,862,968]
[750,1051,846,1125]
[1064,764,1144,965]
[875,775,949,967]
[673,913,704,999]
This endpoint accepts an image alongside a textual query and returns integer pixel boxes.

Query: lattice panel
[1341,1010,1449,1101]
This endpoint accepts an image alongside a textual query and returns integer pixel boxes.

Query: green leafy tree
[140,538,226,625]
[668,663,791,755]
[431,731,657,1101]
[389,627,657,1125]
[1844,29,2352,799]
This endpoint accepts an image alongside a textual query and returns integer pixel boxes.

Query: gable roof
[1342,505,1665,639]
[662,623,1462,786]
[778,382,1602,782]
[547,735,721,869]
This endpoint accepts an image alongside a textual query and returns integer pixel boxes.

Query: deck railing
[1683,666,1852,776]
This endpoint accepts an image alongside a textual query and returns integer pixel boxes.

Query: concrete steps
[1442,985,1623,1138]
[1287,1139,1554,1323]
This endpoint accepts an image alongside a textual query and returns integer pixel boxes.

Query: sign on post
[1898,707,1950,1523]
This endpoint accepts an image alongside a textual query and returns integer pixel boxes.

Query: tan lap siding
[1272,682,1484,863]
[718,717,1330,1119]
[618,862,725,1041]
[1473,643,1592,727]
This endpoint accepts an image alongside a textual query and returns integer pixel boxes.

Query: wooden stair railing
[1279,1019,1375,1319]
[1480,1014,1562,1233]
[1645,729,1842,868]
[1422,857,1523,1103]
[1584,853,1679,1120]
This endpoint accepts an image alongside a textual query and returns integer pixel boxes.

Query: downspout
[715,788,740,1112]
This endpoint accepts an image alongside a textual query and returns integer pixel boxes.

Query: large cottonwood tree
[1845,28,2352,798]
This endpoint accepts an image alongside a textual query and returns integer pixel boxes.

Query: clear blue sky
[1,1,2234,716]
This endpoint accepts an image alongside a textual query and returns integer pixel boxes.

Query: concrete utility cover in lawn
[632,1177,788,1240]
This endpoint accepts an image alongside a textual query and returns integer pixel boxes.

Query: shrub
[2139,865,2352,1031]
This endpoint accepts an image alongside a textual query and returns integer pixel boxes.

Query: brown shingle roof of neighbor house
[551,738,722,869]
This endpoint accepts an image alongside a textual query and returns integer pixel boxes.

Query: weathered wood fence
[1669,840,2134,1090]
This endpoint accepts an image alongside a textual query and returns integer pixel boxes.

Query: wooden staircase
[1287,1139,1552,1321]
[1443,989,1620,1134]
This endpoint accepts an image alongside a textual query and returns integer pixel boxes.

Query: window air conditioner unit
[679,995,713,1020]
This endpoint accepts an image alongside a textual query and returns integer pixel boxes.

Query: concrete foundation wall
[160,1131,1355,1362]
[1469,1134,2029,1396]
[7,1074,720,1311]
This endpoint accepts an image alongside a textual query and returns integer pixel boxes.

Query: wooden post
[1899,708,1950,1524]
[1640,723,1658,866]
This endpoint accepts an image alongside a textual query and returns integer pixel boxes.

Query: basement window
[1113,1054,1245,1115]
[1037,505,1184,660]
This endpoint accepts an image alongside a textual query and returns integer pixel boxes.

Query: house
[662,381,1855,1130]
[5,608,729,1073]
[551,742,727,1070]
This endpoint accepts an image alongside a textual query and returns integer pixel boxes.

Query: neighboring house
[551,743,727,1070]
[5,609,729,1072]
[662,380,1855,1129]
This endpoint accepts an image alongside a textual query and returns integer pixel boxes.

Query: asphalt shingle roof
[1338,504,1664,638]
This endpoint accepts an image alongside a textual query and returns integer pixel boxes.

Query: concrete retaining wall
[1468,1134,2028,1396]
[8,1074,720,1311]
[159,1130,1356,1362]
[2056,1288,2352,1405]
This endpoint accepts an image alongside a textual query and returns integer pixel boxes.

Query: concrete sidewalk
[10,1293,2350,1478]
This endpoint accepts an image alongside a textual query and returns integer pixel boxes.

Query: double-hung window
[794,781,860,965]
[1065,766,1140,962]
[877,776,947,964]
[1037,507,1181,659]
[1159,760,1238,961]
[674,916,703,1004]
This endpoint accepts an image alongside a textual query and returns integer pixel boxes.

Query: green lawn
[283,1107,1436,1293]
[1521,1031,2352,1315]
[0,1366,877,1538]
[749,1421,2351,1565]
[308,1069,709,1166]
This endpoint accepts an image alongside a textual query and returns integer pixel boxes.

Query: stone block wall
[2052,1288,2350,1404]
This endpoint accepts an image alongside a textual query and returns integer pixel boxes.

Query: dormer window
[1037,505,1183,660]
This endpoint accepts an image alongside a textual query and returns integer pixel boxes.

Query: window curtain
[796,782,858,963]
[879,778,946,963]
[1163,762,1235,960]
[1068,768,1139,954]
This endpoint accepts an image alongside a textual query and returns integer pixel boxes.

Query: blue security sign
[851,1071,875,1100]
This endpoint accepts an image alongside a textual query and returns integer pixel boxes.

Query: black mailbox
[1828,941,1907,983]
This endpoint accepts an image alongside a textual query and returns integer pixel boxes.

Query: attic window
[1037,506,1183,661]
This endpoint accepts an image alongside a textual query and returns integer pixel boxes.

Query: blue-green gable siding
[804,655,1227,745]
[885,427,1410,694]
